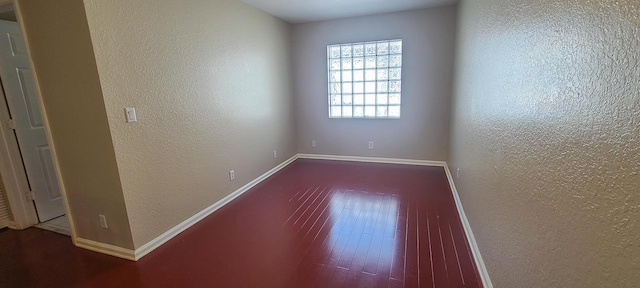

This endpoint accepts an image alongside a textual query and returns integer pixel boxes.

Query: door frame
[0,4,77,242]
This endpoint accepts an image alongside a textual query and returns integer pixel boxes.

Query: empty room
[0,0,638,287]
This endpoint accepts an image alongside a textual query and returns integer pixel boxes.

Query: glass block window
[328,39,402,118]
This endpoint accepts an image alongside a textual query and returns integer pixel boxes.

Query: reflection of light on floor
[327,190,400,269]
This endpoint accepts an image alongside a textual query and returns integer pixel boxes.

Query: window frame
[327,39,403,119]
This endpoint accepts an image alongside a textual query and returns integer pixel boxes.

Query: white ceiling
[240,0,457,23]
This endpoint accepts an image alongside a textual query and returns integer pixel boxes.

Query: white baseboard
[297,153,447,167]
[443,163,493,288]
[70,152,492,288]
[132,154,298,260]
[75,237,136,260]
[299,154,492,287]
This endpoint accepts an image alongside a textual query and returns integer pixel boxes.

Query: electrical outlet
[273,150,277,159]
[99,214,108,229]
[312,140,317,148]
[229,170,235,181]
[456,168,460,179]
[368,141,374,150]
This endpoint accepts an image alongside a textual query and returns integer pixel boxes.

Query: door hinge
[26,191,36,201]
[7,119,16,130]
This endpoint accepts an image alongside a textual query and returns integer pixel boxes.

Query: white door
[0,20,64,222]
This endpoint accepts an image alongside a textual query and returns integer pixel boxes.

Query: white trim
[443,163,493,288]
[297,154,492,287]
[297,153,446,167]
[75,237,136,261]
[132,154,298,260]
[8,145,492,288]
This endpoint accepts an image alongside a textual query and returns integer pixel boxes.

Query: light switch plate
[125,107,137,123]
[99,214,108,229]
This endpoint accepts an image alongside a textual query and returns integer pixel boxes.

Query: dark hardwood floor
[0,159,482,287]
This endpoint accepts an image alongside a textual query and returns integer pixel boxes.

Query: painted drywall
[292,7,456,161]
[450,0,640,286]
[16,0,134,249]
[82,0,296,248]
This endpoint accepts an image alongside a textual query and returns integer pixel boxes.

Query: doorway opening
[0,8,70,236]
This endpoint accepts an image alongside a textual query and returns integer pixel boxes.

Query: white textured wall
[450,0,640,286]
[292,7,456,161]
[83,0,295,248]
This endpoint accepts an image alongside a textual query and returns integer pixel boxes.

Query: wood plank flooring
[0,159,482,287]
